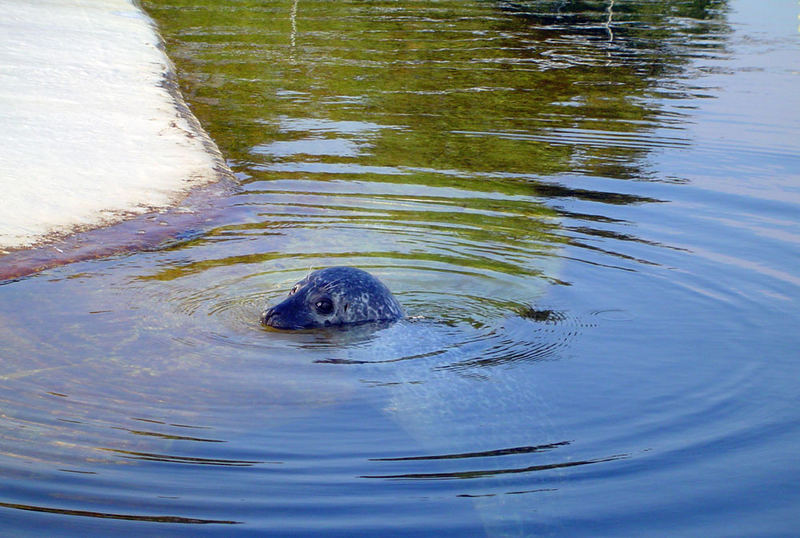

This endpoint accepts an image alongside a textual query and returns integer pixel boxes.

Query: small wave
[0,501,239,525]
[361,453,628,480]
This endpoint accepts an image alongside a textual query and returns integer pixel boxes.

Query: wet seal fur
[260,266,405,330]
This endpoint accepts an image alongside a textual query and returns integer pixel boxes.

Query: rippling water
[1,0,799,535]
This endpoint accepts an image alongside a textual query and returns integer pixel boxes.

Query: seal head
[260,266,405,330]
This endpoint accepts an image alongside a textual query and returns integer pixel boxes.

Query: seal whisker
[320,277,346,291]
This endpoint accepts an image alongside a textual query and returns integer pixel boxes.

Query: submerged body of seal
[260,266,405,330]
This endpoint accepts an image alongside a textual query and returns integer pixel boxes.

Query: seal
[260,266,405,330]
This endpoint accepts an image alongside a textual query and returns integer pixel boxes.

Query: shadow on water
[4,0,800,536]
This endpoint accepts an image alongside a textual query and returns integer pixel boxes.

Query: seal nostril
[260,308,275,326]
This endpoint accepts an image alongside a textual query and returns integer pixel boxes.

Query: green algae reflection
[142,0,727,282]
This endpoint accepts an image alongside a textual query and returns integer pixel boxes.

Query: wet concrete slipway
[0,0,233,272]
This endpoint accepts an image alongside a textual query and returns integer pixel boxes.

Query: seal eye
[314,298,333,315]
[289,285,300,296]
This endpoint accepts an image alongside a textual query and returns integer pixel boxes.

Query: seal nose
[260,307,276,326]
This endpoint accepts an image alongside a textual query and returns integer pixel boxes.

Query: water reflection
[0,502,240,525]
[140,0,735,292]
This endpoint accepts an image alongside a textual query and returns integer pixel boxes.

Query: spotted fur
[260,266,405,330]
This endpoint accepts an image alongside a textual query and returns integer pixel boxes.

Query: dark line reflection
[97,448,266,467]
[363,453,628,480]
[0,501,240,524]
[371,441,571,461]
[457,488,557,498]
[113,427,225,443]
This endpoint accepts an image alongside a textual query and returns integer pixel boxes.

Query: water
[1,0,799,535]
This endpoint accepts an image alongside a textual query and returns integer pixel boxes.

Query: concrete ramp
[0,0,230,253]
